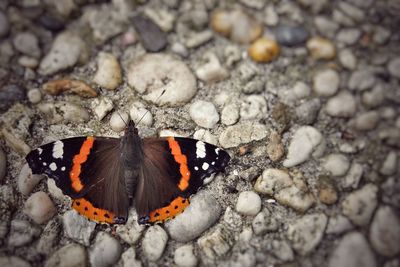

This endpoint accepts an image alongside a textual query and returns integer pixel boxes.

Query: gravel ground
[0,0,400,266]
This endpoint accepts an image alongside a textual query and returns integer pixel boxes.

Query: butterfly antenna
[117,110,128,126]
[136,89,166,125]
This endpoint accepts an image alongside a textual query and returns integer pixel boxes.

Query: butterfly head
[126,120,139,135]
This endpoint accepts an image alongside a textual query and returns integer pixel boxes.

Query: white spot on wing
[52,140,64,159]
[202,162,209,170]
[42,162,47,166]
[61,166,66,171]
[37,148,43,155]
[196,141,206,158]
[211,161,215,165]
[194,166,199,171]
[49,162,57,171]
[215,148,220,155]
[203,173,215,185]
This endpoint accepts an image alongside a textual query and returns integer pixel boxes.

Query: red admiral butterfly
[26,121,230,225]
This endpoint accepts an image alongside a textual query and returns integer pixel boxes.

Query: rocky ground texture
[0,0,400,266]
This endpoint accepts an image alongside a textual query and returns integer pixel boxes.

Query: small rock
[254,168,291,195]
[287,213,328,255]
[223,207,243,230]
[144,7,175,32]
[350,111,379,131]
[130,102,153,127]
[313,68,340,97]
[193,129,218,146]
[348,69,376,91]
[197,226,233,259]
[24,191,56,224]
[283,126,325,167]
[184,30,214,49]
[0,84,26,112]
[1,128,31,155]
[342,184,378,226]
[128,54,197,107]
[142,225,168,261]
[274,25,309,47]
[118,247,142,267]
[326,214,354,235]
[92,97,114,120]
[0,256,31,267]
[171,42,189,58]
[292,81,311,100]
[314,16,339,38]
[63,210,96,246]
[93,52,122,90]
[27,89,42,104]
[221,104,239,126]
[342,162,363,189]
[306,37,336,60]
[8,220,41,247]
[0,147,6,182]
[13,32,41,58]
[325,91,356,117]
[18,163,44,196]
[369,206,400,257]
[116,208,144,245]
[39,31,87,75]
[322,154,350,177]
[224,45,241,67]
[165,191,222,242]
[0,11,9,38]
[248,37,280,63]
[235,191,262,216]
[242,79,264,94]
[174,244,198,267]
[388,57,400,79]
[38,102,90,124]
[264,5,279,26]
[338,2,365,22]
[362,84,385,108]
[271,240,294,262]
[89,232,122,267]
[36,218,62,255]
[380,151,397,176]
[339,48,357,69]
[44,244,87,267]
[328,232,377,267]
[189,100,219,129]
[336,28,361,45]
[252,209,278,235]
[37,12,65,32]
[110,111,129,132]
[18,56,39,69]
[195,52,229,83]
[318,177,338,205]
[42,79,97,98]
[239,167,261,182]
[381,177,400,208]
[219,122,268,148]
[240,95,268,121]
[132,15,167,52]
[266,131,284,162]
[372,26,391,45]
[295,98,321,125]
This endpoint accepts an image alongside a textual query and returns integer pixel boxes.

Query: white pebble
[142,225,168,261]
[292,81,311,99]
[325,91,356,117]
[174,244,198,267]
[350,111,379,131]
[24,191,56,224]
[313,69,340,97]
[93,52,122,90]
[189,100,220,128]
[18,163,44,195]
[110,111,129,132]
[339,48,357,70]
[388,57,400,79]
[379,151,397,176]
[193,129,218,146]
[27,89,42,104]
[92,97,114,120]
[221,103,239,126]
[235,191,262,216]
[89,232,122,267]
[130,103,153,127]
[322,154,350,177]
[195,52,229,83]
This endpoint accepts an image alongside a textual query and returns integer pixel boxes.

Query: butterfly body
[26,121,230,225]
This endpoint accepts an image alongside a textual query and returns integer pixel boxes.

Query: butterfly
[25,120,230,225]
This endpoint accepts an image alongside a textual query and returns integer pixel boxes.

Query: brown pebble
[318,176,338,205]
[306,36,336,60]
[267,131,284,162]
[248,37,280,63]
[43,79,97,98]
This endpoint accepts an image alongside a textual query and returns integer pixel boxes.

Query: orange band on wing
[72,198,114,224]
[70,136,94,192]
[167,137,190,191]
[148,196,189,223]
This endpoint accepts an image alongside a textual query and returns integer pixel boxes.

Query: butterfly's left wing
[136,136,230,224]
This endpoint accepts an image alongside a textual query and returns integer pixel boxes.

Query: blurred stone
[132,15,167,52]
[248,37,280,63]
[275,25,309,47]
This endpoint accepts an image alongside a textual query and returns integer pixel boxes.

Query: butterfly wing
[26,137,129,224]
[137,136,230,224]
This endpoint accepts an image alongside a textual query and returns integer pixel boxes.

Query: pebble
[223,207,243,230]
[44,244,87,267]
[37,12,65,32]
[197,226,233,259]
[142,225,168,261]
[235,191,262,216]
[314,16,339,38]
[92,97,114,120]
[325,91,356,117]
[380,151,397,176]
[252,209,278,235]
[239,167,261,182]
[350,111,379,131]
[85,8,125,44]
[93,52,122,90]
[381,177,400,208]
[313,69,340,97]
[171,42,189,58]
[193,129,218,146]
[89,232,122,267]
[328,232,377,267]
[38,102,90,124]
[240,95,267,120]
[342,162,363,189]
[174,244,198,267]
[326,214,354,235]
[18,163,44,196]
[336,28,361,45]
[338,2,365,22]
[274,25,309,47]
[132,15,167,52]
[339,48,357,69]
[369,206,400,257]
[224,45,241,67]
[342,184,378,226]
[8,219,41,247]
[283,126,325,167]
[388,57,400,79]
[36,218,62,255]
[43,79,97,97]
[27,89,42,104]
[1,128,31,155]
[271,240,294,262]
[165,191,222,242]
[118,247,142,267]
[318,177,338,205]
[184,30,214,48]
[0,256,31,267]
[348,69,376,91]
[254,168,291,196]
[295,98,321,125]
[195,52,229,83]
[13,32,41,58]
[63,210,96,246]
[0,147,5,182]
[266,131,284,162]
[264,5,279,26]
[287,213,328,255]
[221,103,239,126]
[110,111,129,132]
[39,31,87,75]
[292,81,311,100]
[116,208,144,245]
[211,10,262,44]
[362,84,385,108]
[306,37,336,60]
[321,154,350,176]
[0,11,9,38]
[219,122,268,148]
[242,79,264,94]
[24,191,56,224]
[144,7,175,32]
[130,102,153,127]
[128,54,197,107]
[248,37,280,63]
[18,56,39,69]
[189,100,219,128]
[0,84,26,112]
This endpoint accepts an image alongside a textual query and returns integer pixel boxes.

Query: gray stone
[321,154,350,177]
[89,232,122,267]
[388,57,400,79]
[342,184,378,226]
[336,28,361,45]
[350,111,379,131]
[342,162,363,189]
[313,69,340,97]
[271,240,294,262]
[116,208,144,245]
[0,11,9,38]
[362,84,385,108]
[27,89,42,104]
[264,5,279,26]
[0,147,5,182]
[274,25,309,47]
[18,164,44,196]
[166,191,221,242]
[325,91,356,117]
[219,122,268,148]
[326,214,354,235]
[195,52,229,82]
[295,98,321,125]
[118,247,142,267]
[24,191,56,224]
[242,79,264,94]
[314,16,339,37]
[0,256,31,267]
[223,206,243,230]
[373,26,391,45]
[143,7,175,32]
[198,226,233,259]
[287,213,327,255]
[252,209,278,235]
[240,95,267,120]
[254,168,292,196]
[45,243,87,267]
[221,104,239,126]
[63,210,96,246]
[36,218,62,255]
[132,15,167,52]
[338,2,365,22]
[348,69,376,91]
[174,244,198,267]
[328,232,376,267]
[142,225,168,261]
[8,220,41,247]
[189,100,219,128]
[13,32,41,58]
[339,48,357,70]
[380,151,397,176]
[0,85,26,112]
[236,191,262,216]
